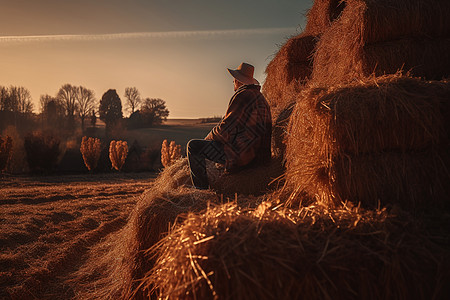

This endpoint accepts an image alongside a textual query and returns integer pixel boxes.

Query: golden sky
[0,0,309,118]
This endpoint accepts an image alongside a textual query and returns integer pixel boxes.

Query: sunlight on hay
[284,74,450,210]
[311,0,450,85]
[143,200,449,299]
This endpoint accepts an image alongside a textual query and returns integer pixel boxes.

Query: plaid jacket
[206,84,272,171]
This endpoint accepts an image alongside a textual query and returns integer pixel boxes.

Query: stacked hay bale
[265,0,351,158]
[143,201,450,299]
[285,75,450,210]
[263,34,317,110]
[264,34,317,159]
[311,0,450,86]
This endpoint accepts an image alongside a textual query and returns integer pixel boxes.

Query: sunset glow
[0,1,309,118]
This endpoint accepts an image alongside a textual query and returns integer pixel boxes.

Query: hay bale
[207,157,285,196]
[263,34,317,110]
[311,0,450,85]
[296,150,450,210]
[154,158,192,191]
[285,75,450,209]
[144,201,449,299]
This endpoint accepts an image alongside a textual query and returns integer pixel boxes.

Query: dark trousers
[187,139,226,189]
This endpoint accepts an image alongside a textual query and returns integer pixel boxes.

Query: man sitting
[187,62,272,190]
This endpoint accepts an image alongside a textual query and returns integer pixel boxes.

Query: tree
[141,98,169,126]
[57,84,78,130]
[0,86,10,111]
[9,86,33,114]
[99,89,123,133]
[39,94,55,114]
[124,87,141,115]
[40,94,65,129]
[90,110,97,127]
[0,86,34,131]
[76,86,96,131]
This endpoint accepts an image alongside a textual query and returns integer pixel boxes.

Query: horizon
[0,1,310,118]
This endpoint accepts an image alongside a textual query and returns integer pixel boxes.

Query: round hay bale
[144,202,449,299]
[311,0,450,86]
[285,75,450,209]
[263,34,317,110]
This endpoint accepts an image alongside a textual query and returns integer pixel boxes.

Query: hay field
[0,172,156,299]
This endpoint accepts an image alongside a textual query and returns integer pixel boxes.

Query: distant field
[121,119,217,150]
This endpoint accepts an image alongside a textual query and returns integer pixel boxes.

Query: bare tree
[76,86,96,131]
[124,87,141,115]
[57,84,78,130]
[39,94,56,114]
[0,86,10,111]
[8,86,33,113]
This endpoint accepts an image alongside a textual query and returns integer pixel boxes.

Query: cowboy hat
[227,62,259,85]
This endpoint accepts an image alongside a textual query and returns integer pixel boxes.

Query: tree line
[0,84,169,134]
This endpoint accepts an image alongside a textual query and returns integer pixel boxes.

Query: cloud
[0,28,297,43]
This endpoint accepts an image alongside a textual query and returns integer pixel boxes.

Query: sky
[0,0,311,118]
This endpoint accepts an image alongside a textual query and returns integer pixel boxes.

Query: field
[0,119,217,299]
[126,119,216,149]
[0,172,157,299]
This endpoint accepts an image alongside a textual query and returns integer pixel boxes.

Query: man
[187,62,272,189]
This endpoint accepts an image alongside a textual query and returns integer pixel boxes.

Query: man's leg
[187,139,226,189]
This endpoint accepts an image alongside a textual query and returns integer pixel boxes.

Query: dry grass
[161,139,182,168]
[311,0,450,85]
[109,140,128,171]
[285,74,450,209]
[80,136,101,171]
[143,200,450,299]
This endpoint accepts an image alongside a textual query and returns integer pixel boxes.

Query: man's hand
[205,131,214,140]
